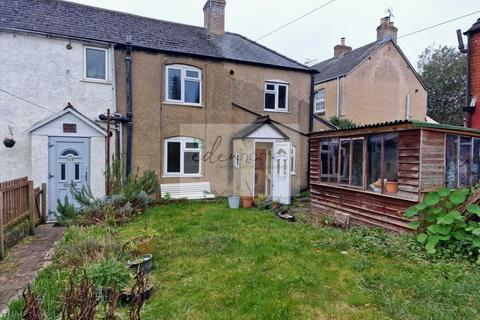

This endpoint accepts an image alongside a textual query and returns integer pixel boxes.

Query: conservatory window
[445,135,480,188]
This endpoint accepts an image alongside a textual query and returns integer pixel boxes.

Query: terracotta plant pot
[241,196,254,208]
[386,180,398,193]
[136,238,155,255]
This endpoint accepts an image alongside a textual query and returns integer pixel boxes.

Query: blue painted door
[48,137,90,221]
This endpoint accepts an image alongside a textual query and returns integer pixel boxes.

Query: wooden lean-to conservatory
[309,120,480,232]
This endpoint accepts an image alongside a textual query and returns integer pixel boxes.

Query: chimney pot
[377,16,398,43]
[334,37,352,58]
[204,0,226,35]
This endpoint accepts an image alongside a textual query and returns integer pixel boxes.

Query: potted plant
[127,254,153,273]
[3,126,15,148]
[386,179,398,193]
[241,180,254,208]
[126,226,159,255]
[254,193,272,209]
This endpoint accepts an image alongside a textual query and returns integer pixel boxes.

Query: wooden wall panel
[310,138,320,182]
[311,184,416,232]
[420,130,445,191]
[397,130,421,201]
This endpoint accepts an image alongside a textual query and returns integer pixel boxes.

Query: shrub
[85,258,133,291]
[404,187,480,262]
[55,196,77,226]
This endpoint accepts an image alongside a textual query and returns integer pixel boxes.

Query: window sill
[314,111,326,115]
[263,109,290,114]
[162,174,203,178]
[81,78,111,85]
[311,181,418,202]
[163,101,204,108]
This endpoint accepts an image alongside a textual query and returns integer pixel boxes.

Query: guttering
[125,41,133,176]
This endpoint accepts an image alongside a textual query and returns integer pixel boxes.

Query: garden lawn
[4,201,480,320]
[116,202,480,320]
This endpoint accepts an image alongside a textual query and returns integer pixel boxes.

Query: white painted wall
[0,31,115,194]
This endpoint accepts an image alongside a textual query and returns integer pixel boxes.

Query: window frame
[314,89,325,114]
[264,81,289,112]
[445,134,480,188]
[163,137,203,177]
[83,46,109,82]
[165,65,203,106]
[290,145,296,175]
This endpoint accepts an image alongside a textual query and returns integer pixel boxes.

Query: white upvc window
[164,137,203,177]
[315,89,325,113]
[264,80,289,112]
[291,145,296,175]
[165,65,202,105]
[83,46,109,82]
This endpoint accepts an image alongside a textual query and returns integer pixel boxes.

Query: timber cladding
[310,184,416,232]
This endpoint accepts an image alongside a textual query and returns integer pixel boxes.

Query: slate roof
[311,39,388,84]
[232,116,289,139]
[0,0,310,72]
[311,37,426,89]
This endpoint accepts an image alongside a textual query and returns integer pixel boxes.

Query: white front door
[272,141,291,205]
[48,137,90,221]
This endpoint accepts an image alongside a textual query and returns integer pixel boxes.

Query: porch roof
[232,116,289,140]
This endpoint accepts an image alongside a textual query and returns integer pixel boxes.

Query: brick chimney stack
[377,16,398,43]
[334,37,352,58]
[464,18,480,128]
[204,0,226,35]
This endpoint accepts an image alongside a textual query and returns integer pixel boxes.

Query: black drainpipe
[307,73,315,188]
[125,41,133,176]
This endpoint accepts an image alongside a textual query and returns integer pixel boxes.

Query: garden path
[0,224,65,315]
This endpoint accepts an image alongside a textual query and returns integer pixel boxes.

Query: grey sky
[70,0,479,68]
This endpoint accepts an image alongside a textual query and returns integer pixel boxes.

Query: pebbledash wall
[0,31,114,197]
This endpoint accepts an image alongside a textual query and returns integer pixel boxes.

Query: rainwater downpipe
[336,76,340,117]
[125,41,133,176]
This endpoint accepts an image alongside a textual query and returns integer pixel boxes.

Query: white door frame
[48,136,91,221]
[253,138,289,200]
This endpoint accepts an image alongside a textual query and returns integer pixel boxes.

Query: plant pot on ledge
[3,137,15,148]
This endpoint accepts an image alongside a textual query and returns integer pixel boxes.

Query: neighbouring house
[112,0,324,203]
[311,17,428,130]
[309,120,480,232]
[0,0,116,221]
[460,17,480,127]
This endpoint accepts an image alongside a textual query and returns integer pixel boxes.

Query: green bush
[55,196,77,226]
[404,187,480,262]
[85,258,133,291]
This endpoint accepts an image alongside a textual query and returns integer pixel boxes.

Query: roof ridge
[231,32,312,71]
[58,0,208,32]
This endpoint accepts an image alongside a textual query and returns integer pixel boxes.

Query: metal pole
[106,108,111,196]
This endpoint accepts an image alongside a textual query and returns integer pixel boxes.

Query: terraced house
[0,0,323,208]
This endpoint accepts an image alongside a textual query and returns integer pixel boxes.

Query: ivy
[404,187,480,263]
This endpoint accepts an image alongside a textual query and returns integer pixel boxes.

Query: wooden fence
[0,177,47,259]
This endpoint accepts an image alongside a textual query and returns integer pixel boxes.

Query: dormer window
[84,46,108,82]
[264,81,288,112]
[165,65,202,105]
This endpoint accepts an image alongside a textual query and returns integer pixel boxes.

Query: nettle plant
[404,187,480,260]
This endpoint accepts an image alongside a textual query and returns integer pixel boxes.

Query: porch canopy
[309,120,480,232]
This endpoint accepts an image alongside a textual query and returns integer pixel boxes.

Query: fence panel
[0,177,46,259]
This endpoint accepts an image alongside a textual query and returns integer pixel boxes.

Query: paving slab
[0,224,65,315]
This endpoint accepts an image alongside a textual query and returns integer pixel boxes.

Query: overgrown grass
[3,201,480,319]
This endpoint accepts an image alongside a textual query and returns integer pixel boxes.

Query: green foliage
[55,196,77,226]
[418,45,467,125]
[404,187,480,261]
[85,258,133,291]
[329,116,356,129]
